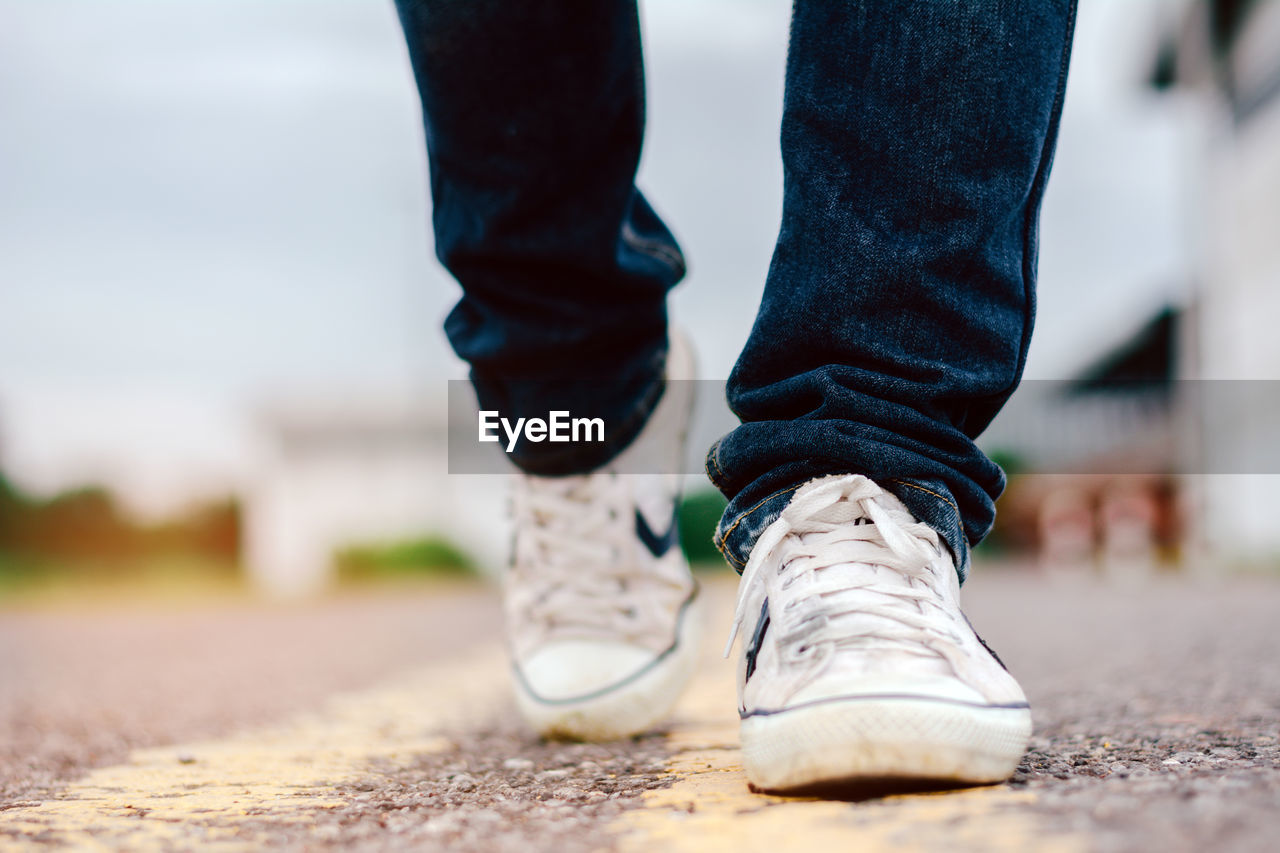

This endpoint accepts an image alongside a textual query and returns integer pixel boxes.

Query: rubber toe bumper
[740,696,1031,792]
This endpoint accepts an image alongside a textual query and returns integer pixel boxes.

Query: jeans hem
[713,474,972,583]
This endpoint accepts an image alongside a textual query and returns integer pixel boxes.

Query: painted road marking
[1,649,507,851]
[5,578,1085,851]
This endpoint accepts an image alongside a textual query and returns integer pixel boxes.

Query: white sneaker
[725,474,1031,792]
[505,335,701,740]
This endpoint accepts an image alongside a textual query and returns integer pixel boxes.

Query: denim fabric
[396,0,1077,577]
[394,0,685,474]
[713,0,1078,579]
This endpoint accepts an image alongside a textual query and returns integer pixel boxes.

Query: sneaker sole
[514,589,703,741]
[740,696,1031,793]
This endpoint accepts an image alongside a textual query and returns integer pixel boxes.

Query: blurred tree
[0,466,243,576]
[25,487,137,562]
[149,498,242,563]
[0,473,21,546]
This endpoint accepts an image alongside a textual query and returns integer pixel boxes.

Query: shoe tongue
[804,490,910,528]
[808,501,870,526]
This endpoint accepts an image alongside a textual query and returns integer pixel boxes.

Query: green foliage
[335,535,477,582]
[679,488,730,569]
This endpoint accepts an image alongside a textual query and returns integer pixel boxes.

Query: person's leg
[717,0,1076,793]
[710,0,1077,579]
[394,1,699,741]
[394,0,685,475]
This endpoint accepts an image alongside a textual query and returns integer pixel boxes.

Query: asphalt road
[0,583,502,804]
[2,567,1278,851]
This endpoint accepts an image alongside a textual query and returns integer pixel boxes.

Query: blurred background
[1,0,1278,599]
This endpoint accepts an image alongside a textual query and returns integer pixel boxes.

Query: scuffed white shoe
[506,335,700,740]
[725,474,1031,792]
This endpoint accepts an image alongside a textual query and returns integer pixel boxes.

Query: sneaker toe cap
[787,672,993,709]
[516,640,660,703]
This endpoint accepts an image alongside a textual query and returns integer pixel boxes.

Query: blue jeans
[395,0,1077,579]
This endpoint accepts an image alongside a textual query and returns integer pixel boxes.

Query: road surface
[2,568,1278,851]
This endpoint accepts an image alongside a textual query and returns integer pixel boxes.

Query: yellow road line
[5,579,1085,851]
[1,648,507,852]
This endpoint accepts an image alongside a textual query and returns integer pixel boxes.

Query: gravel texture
[239,724,676,852]
[967,569,1280,852]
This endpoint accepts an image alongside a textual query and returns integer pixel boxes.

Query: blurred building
[983,1,1280,571]
[1157,0,1280,559]
[980,307,1186,575]
[242,1,1280,591]
[244,394,506,597]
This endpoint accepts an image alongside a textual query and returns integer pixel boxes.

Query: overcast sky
[0,0,1201,515]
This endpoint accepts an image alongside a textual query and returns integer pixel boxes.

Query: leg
[717,0,1077,793]
[711,0,1077,579]
[395,1,699,741]
[394,0,685,475]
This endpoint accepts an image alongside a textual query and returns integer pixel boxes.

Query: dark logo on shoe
[635,506,679,558]
[744,599,770,683]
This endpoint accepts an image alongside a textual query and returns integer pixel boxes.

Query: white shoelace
[724,476,966,667]
[510,473,686,645]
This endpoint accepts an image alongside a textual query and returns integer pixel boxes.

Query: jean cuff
[712,474,972,583]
